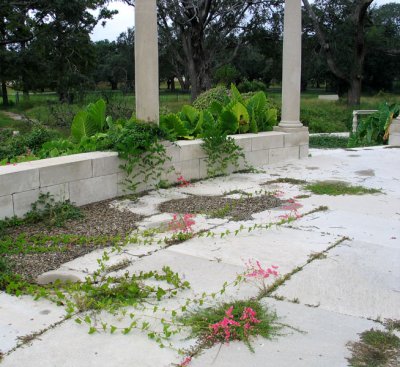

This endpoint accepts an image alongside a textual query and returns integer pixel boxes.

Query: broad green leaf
[159,114,189,139]
[231,102,249,124]
[87,99,106,132]
[181,105,199,125]
[219,110,239,134]
[230,83,244,103]
[209,101,223,116]
[265,108,278,126]
[199,110,216,133]
[247,92,266,115]
[71,110,89,142]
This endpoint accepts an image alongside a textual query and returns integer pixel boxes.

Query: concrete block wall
[0,131,308,219]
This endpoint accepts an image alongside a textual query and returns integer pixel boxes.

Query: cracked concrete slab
[289,210,400,248]
[273,239,400,320]
[168,227,341,275]
[0,318,181,367]
[0,294,66,354]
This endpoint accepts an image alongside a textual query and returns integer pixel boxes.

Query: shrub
[238,79,268,93]
[192,86,228,110]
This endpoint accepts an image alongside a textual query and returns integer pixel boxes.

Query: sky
[90,0,398,42]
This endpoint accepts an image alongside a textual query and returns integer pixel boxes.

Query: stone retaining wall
[0,131,309,219]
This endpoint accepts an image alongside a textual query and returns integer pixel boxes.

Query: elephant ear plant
[160,84,279,177]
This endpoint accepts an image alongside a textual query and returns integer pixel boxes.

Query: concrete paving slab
[190,298,382,367]
[0,318,180,367]
[111,189,188,216]
[290,210,400,248]
[273,240,400,320]
[55,247,137,275]
[178,174,267,196]
[122,249,256,300]
[169,227,341,276]
[0,294,66,354]
[299,194,400,220]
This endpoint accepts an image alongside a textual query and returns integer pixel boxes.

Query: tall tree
[157,0,282,100]
[0,0,114,105]
[364,2,400,91]
[123,0,282,100]
[303,0,374,105]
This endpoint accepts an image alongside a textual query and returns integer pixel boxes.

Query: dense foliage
[1,86,278,183]
[348,102,400,147]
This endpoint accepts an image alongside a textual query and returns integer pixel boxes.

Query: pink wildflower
[210,316,241,341]
[168,213,196,232]
[245,259,279,279]
[179,356,192,367]
[177,175,191,188]
[274,190,285,198]
[280,199,303,211]
[225,306,234,319]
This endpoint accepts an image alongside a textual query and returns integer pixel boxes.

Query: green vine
[201,130,248,178]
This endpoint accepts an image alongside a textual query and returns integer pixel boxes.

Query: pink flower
[179,356,192,367]
[240,307,261,324]
[177,175,191,188]
[225,306,234,319]
[168,213,196,232]
[245,259,279,279]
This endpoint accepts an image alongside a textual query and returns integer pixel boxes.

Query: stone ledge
[0,132,308,219]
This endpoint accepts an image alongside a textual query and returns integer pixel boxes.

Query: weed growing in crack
[305,181,382,196]
[179,299,280,360]
[347,328,400,367]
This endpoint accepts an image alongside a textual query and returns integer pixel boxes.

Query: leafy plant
[23,193,83,227]
[201,119,247,177]
[111,119,171,193]
[71,99,107,142]
[348,102,400,147]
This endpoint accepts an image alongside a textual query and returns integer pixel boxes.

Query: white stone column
[389,117,400,146]
[276,0,305,131]
[135,0,159,123]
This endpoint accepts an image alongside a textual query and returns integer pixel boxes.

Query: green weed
[265,178,308,185]
[348,329,400,367]
[309,135,349,149]
[305,181,381,196]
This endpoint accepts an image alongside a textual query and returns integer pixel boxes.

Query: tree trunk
[348,77,361,106]
[110,80,118,90]
[1,80,8,106]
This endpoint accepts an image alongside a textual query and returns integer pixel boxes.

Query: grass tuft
[305,181,381,196]
[347,328,400,367]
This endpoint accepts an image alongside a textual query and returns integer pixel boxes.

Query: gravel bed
[3,200,143,281]
[158,194,284,221]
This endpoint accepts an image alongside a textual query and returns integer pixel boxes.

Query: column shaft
[279,0,303,129]
[135,0,159,123]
